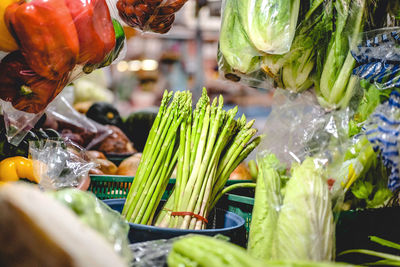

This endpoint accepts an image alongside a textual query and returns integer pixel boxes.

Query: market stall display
[2,0,400,266]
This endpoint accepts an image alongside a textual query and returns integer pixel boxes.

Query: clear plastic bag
[116,0,188,34]
[46,92,113,150]
[48,188,133,264]
[29,139,97,190]
[248,90,353,262]
[130,239,174,267]
[217,0,330,93]
[351,27,400,90]
[0,0,126,146]
[217,0,399,110]
[364,90,400,191]
[235,0,300,55]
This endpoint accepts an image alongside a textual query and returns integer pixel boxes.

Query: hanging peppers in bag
[83,19,126,74]
[0,52,68,114]
[5,0,79,81]
[0,0,18,52]
[116,0,188,34]
[65,0,116,65]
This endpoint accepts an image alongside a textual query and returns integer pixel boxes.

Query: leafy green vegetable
[281,0,332,93]
[248,154,285,260]
[219,0,261,74]
[349,159,392,209]
[248,155,334,261]
[276,158,334,261]
[350,83,392,136]
[236,0,300,54]
[340,236,400,266]
[315,0,366,109]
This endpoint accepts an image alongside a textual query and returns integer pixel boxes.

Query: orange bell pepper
[0,0,18,52]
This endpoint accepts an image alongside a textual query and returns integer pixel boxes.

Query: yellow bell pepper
[0,157,40,183]
[0,0,18,52]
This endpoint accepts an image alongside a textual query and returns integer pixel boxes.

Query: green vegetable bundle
[219,0,400,109]
[122,91,189,225]
[122,89,260,229]
[248,155,334,262]
[156,89,260,230]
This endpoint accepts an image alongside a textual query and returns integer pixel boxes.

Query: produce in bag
[247,90,354,262]
[49,189,133,263]
[219,0,262,74]
[0,0,18,52]
[279,0,333,93]
[315,0,399,109]
[351,28,400,91]
[116,0,188,34]
[0,0,126,146]
[315,0,367,109]
[0,183,127,267]
[45,93,113,150]
[4,0,80,80]
[218,0,399,108]
[364,91,400,191]
[0,51,69,114]
[29,139,97,190]
[235,0,300,55]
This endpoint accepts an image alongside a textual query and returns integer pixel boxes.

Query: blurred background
[72,0,273,133]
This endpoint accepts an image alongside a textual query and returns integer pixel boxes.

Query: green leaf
[369,236,400,251]
[364,260,400,266]
[339,249,400,262]
[366,188,392,208]
[351,181,373,199]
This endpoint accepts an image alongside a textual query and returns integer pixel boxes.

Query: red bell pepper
[0,52,68,114]
[66,0,116,65]
[5,0,79,81]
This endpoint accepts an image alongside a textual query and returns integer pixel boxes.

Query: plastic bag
[248,90,354,262]
[48,188,133,264]
[351,27,400,90]
[116,0,188,34]
[29,139,96,190]
[130,239,174,267]
[217,0,330,93]
[0,0,126,146]
[217,0,399,110]
[236,0,300,55]
[46,91,113,150]
[364,90,400,191]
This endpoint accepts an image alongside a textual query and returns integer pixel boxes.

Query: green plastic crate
[89,175,255,234]
[89,175,175,200]
[89,175,253,200]
[218,194,254,236]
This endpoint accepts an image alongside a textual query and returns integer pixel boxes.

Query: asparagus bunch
[122,90,191,225]
[156,89,261,230]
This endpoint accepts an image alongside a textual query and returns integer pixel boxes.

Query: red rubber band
[170,211,209,224]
